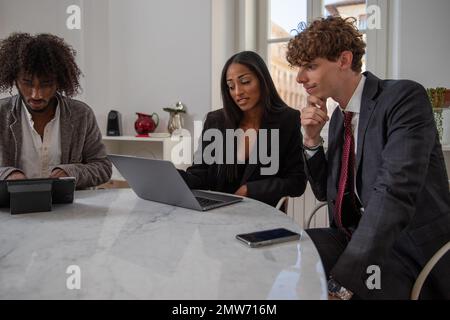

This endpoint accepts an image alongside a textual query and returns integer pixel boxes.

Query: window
[212,0,387,111]
[266,0,308,110]
[263,0,382,112]
[323,0,368,72]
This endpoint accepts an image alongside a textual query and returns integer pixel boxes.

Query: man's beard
[21,96,56,114]
[25,102,49,114]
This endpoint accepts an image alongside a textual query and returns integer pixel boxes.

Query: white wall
[387,0,450,160]
[0,0,212,136]
[211,0,239,110]
[2,0,449,137]
[388,0,450,88]
[0,0,85,97]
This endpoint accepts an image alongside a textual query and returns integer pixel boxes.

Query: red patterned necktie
[334,111,355,237]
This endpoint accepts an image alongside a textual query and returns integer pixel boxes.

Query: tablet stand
[7,180,53,214]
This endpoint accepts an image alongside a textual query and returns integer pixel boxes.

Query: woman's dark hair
[218,51,287,182]
[0,32,82,97]
[220,51,288,128]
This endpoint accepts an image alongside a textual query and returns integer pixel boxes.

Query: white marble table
[0,189,327,300]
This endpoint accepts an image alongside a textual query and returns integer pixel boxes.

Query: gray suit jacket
[0,94,112,189]
[305,72,450,298]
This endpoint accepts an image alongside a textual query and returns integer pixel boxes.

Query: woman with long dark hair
[179,51,306,207]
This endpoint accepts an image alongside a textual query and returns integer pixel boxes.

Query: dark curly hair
[286,16,366,72]
[0,32,82,97]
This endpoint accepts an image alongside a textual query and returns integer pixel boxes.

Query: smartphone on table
[236,228,301,248]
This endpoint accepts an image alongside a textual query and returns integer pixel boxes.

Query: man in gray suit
[0,33,111,189]
[287,16,450,299]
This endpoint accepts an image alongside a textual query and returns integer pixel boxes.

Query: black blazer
[305,72,450,298]
[180,107,307,207]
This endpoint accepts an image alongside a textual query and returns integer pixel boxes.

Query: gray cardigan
[0,94,112,189]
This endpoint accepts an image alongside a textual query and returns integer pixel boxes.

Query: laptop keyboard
[196,197,223,208]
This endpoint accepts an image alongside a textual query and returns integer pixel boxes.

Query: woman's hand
[235,185,248,197]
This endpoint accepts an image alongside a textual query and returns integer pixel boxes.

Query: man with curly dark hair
[287,16,450,299]
[0,33,112,189]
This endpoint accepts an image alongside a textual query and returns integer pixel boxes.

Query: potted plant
[427,87,448,141]
[427,87,446,109]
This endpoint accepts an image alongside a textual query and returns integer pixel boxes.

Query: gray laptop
[108,154,243,211]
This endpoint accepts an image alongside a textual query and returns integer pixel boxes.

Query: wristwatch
[328,278,354,300]
[303,137,324,151]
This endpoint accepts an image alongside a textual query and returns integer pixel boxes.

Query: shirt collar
[339,74,366,114]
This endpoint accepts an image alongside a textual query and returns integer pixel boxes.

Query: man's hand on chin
[301,95,329,147]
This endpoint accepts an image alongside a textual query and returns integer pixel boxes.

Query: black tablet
[0,177,76,208]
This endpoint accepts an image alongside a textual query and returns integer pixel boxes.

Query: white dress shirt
[19,101,62,178]
[338,74,366,150]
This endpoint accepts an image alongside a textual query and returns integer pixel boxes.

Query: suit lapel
[240,163,257,185]
[356,97,376,173]
[58,95,74,163]
[9,96,22,166]
[355,72,380,173]
[328,108,344,199]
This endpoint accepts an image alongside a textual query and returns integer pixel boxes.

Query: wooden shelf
[103,134,171,142]
[101,135,186,180]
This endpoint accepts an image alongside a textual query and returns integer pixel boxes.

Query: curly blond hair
[286,16,366,72]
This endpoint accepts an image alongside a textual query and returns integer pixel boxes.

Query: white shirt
[19,100,62,178]
[305,75,366,202]
[338,74,366,152]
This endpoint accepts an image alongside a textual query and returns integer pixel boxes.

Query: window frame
[257,0,388,77]
[210,0,388,111]
[253,0,389,143]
